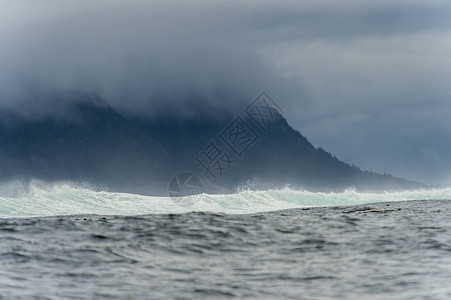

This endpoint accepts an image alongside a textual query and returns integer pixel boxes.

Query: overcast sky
[1,0,451,184]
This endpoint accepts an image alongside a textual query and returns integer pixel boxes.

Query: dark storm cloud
[1,0,451,183]
[0,0,308,118]
[3,0,448,117]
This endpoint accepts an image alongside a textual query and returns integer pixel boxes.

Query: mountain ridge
[0,93,423,195]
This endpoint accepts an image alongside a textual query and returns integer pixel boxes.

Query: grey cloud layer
[0,1,299,116]
[1,0,450,183]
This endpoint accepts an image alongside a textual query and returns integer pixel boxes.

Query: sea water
[1,181,450,299]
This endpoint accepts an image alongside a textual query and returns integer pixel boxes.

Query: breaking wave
[1,180,451,218]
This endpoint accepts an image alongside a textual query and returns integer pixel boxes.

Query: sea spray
[1,180,451,218]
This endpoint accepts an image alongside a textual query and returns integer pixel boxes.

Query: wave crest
[1,180,450,218]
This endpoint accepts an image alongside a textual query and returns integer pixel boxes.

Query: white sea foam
[1,180,450,218]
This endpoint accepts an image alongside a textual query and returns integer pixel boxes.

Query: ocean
[1,181,451,299]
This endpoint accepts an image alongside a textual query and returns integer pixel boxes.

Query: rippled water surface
[1,200,451,299]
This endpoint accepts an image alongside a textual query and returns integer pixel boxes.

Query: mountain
[0,93,422,194]
[0,93,178,194]
[133,110,420,192]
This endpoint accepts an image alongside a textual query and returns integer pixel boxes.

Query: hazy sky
[1,0,451,184]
